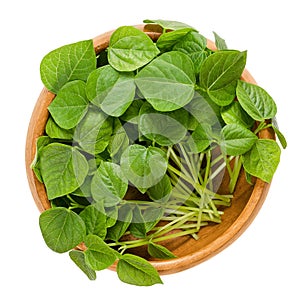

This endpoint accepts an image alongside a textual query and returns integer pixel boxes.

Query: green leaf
[39,143,89,199]
[242,139,281,183]
[86,65,136,117]
[143,19,195,30]
[143,206,164,232]
[120,99,145,124]
[221,101,255,128]
[148,242,176,259]
[173,31,208,74]
[120,145,168,190]
[45,117,74,140]
[39,207,86,253]
[199,50,247,105]
[189,123,213,153]
[213,32,228,50]
[48,80,89,129]
[91,161,128,207]
[236,80,277,121]
[84,235,117,271]
[79,203,107,238]
[74,106,113,155]
[108,26,159,72]
[147,174,172,203]
[40,40,96,93]
[106,204,133,241]
[108,118,130,163]
[138,103,188,146]
[156,28,194,51]
[31,136,53,182]
[129,205,147,238]
[69,250,96,280]
[272,119,287,149]
[135,51,196,111]
[117,254,163,286]
[221,123,258,156]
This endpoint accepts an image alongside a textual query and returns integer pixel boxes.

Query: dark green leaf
[129,205,147,238]
[48,80,89,129]
[148,242,176,259]
[236,80,277,121]
[242,139,281,183]
[106,204,133,241]
[39,207,86,253]
[84,235,117,271]
[69,250,96,280]
[147,174,172,203]
[120,145,168,190]
[135,51,196,112]
[189,123,213,153]
[120,99,145,124]
[39,143,89,199]
[86,65,135,117]
[117,254,163,286]
[221,123,258,155]
[91,161,128,207]
[108,26,159,72]
[40,40,96,93]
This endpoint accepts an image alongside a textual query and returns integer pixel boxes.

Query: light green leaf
[108,26,159,72]
[40,40,96,93]
[156,28,194,51]
[74,106,113,154]
[48,80,89,129]
[221,101,255,128]
[221,124,258,156]
[236,80,277,121]
[45,117,74,140]
[39,143,89,199]
[117,253,163,286]
[272,119,287,149]
[143,19,195,30]
[31,136,53,182]
[213,31,228,50]
[148,242,176,259]
[242,139,281,183]
[91,161,128,207]
[138,103,188,146]
[69,250,96,280]
[86,65,136,117]
[39,207,86,253]
[135,51,196,111]
[79,203,107,238]
[173,31,208,73]
[199,50,247,105]
[189,123,213,153]
[84,235,117,271]
[120,145,168,190]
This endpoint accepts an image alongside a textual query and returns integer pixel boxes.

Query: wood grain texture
[25,24,274,275]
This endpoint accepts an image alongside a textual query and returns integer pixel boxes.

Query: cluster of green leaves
[32,19,286,286]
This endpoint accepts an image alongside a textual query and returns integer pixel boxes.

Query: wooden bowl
[25,24,274,275]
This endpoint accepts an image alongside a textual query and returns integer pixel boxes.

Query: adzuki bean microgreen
[32,19,286,286]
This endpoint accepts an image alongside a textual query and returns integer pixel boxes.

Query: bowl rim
[25,23,274,275]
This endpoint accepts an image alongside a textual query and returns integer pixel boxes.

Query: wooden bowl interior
[25,24,274,275]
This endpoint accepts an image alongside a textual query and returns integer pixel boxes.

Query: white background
[1,0,299,299]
